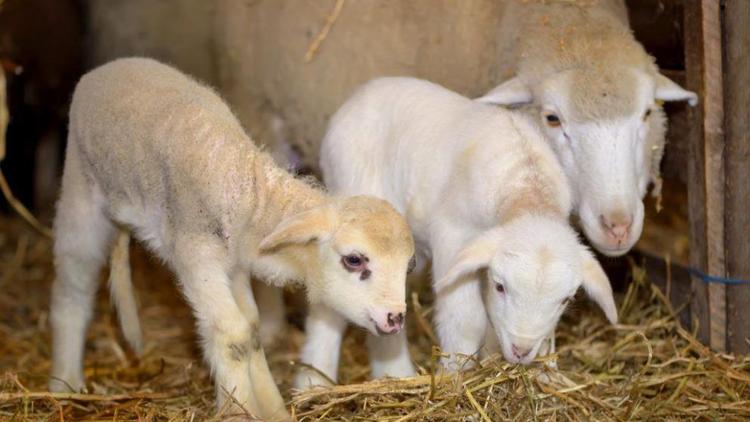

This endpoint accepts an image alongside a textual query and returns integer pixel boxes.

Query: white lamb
[479,0,697,256]
[295,77,617,388]
[49,58,415,421]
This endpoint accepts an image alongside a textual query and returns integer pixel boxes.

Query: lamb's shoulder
[447,111,571,225]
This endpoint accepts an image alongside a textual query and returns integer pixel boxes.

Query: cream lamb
[295,77,617,388]
[49,58,415,421]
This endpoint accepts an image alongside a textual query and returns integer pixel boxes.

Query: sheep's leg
[50,149,116,393]
[109,229,143,355]
[173,242,263,419]
[252,281,286,348]
[538,333,557,369]
[480,324,501,360]
[367,269,421,379]
[294,303,347,389]
[432,229,487,372]
[536,333,574,386]
[433,274,487,371]
[231,273,289,422]
[367,330,415,378]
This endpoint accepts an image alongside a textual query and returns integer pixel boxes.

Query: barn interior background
[0,0,748,420]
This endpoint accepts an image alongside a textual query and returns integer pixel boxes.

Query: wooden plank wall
[699,0,726,353]
[684,0,712,348]
[724,0,750,355]
[682,0,750,354]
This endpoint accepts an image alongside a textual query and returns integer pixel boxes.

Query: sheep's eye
[342,254,366,271]
[642,108,652,121]
[495,283,505,294]
[407,255,416,274]
[544,114,561,127]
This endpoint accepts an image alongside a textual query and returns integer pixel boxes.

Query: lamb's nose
[387,312,404,328]
[512,344,532,359]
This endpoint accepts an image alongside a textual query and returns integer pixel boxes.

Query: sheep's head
[435,215,617,365]
[258,195,415,336]
[477,68,696,256]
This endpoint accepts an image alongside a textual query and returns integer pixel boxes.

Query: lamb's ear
[259,205,336,253]
[434,230,501,292]
[654,73,698,106]
[475,77,533,107]
[580,249,618,324]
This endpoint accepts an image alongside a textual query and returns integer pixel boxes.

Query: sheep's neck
[497,188,564,224]
[242,149,327,237]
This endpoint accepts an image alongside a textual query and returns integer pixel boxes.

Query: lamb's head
[477,68,696,256]
[435,216,617,364]
[258,195,415,336]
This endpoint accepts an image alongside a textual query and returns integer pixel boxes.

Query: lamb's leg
[431,230,488,372]
[49,152,115,392]
[294,303,347,389]
[538,333,557,369]
[173,241,264,419]
[367,268,421,379]
[367,330,415,378]
[252,281,286,348]
[433,275,487,371]
[480,324,501,360]
[230,274,289,421]
[109,229,143,355]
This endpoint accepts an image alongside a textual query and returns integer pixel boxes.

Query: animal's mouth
[368,317,381,336]
[592,242,631,257]
[368,317,398,336]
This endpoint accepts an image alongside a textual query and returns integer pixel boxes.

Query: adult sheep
[216,0,695,257]
[477,0,697,256]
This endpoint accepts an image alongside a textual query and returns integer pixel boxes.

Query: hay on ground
[0,215,748,421]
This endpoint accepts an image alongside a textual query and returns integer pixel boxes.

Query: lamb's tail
[109,229,143,355]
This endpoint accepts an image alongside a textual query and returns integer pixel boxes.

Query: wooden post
[724,0,750,355]
[684,0,726,351]
[684,0,710,347]
[700,0,726,353]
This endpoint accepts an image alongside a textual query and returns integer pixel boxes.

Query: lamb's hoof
[293,368,334,390]
[49,375,86,394]
[371,361,416,379]
[536,370,575,387]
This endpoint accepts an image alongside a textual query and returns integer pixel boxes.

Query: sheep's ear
[434,230,501,292]
[654,73,698,106]
[580,249,618,324]
[259,206,336,253]
[475,77,533,107]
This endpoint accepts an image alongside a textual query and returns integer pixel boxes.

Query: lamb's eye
[407,255,416,274]
[342,254,365,271]
[544,114,561,127]
[495,283,505,294]
[643,108,652,121]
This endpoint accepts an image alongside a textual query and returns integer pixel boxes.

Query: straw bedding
[0,215,748,421]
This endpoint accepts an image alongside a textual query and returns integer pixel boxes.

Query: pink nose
[599,213,632,245]
[511,344,532,360]
[374,311,404,335]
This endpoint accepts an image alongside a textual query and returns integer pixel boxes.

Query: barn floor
[1,215,749,421]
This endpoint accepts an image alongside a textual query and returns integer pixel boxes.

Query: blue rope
[686,267,750,285]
